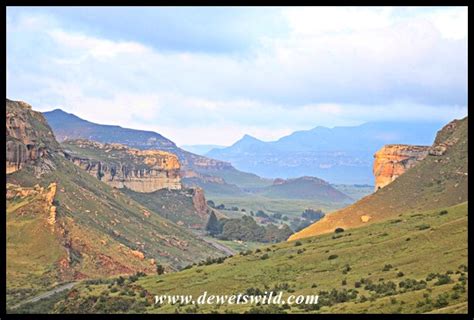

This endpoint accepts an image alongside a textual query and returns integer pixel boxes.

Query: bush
[433,293,449,308]
[342,264,351,274]
[260,254,269,260]
[334,227,345,233]
[156,264,165,275]
[297,249,304,254]
[382,264,393,271]
[434,274,452,286]
[439,210,448,215]
[397,272,404,277]
[294,241,302,246]
[328,254,338,260]
[416,224,430,230]
[206,200,215,208]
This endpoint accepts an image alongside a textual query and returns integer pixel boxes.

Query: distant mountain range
[181,144,225,155]
[206,122,444,184]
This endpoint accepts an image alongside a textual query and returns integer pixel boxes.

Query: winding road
[11,282,77,310]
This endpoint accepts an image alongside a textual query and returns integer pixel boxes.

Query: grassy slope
[6,154,224,309]
[290,117,468,240]
[53,202,467,313]
[122,188,208,228]
[6,193,67,307]
[8,155,222,269]
[195,167,273,189]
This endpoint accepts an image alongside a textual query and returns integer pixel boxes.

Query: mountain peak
[241,134,260,141]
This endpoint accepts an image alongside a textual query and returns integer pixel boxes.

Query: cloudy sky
[7,7,467,146]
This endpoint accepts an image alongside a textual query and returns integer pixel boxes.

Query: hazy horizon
[7,6,467,145]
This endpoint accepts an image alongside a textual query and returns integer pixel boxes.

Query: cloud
[6,7,467,145]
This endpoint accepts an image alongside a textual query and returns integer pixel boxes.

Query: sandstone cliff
[289,117,467,241]
[6,99,59,174]
[63,139,181,192]
[373,144,430,190]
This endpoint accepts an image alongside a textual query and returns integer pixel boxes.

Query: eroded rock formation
[64,139,182,192]
[6,99,59,174]
[373,144,430,190]
[6,182,58,229]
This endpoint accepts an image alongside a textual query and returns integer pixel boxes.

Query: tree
[206,212,221,236]
[156,264,165,275]
[206,200,215,208]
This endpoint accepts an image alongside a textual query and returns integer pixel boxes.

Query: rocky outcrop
[63,139,181,192]
[6,99,59,174]
[191,187,208,218]
[6,182,58,229]
[373,144,430,190]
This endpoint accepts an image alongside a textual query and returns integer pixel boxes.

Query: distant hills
[256,176,352,203]
[43,109,268,192]
[289,117,468,240]
[181,144,225,155]
[206,122,444,184]
[43,109,361,206]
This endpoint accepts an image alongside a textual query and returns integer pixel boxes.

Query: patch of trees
[302,208,324,220]
[206,214,293,243]
[290,209,326,232]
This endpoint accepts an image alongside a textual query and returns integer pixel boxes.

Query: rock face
[63,139,181,192]
[373,144,430,190]
[191,187,208,218]
[6,182,58,229]
[6,99,59,174]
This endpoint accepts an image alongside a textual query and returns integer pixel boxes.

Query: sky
[6,6,468,146]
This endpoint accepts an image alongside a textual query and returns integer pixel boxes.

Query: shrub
[334,227,344,233]
[382,264,393,272]
[260,254,269,260]
[342,264,351,274]
[433,293,449,308]
[156,264,165,275]
[416,224,430,230]
[434,274,452,286]
[439,210,448,215]
[297,249,304,254]
[328,254,338,260]
[397,272,405,277]
[294,241,302,246]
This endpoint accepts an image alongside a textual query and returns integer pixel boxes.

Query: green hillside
[48,202,467,314]
[257,176,352,203]
[122,188,210,228]
[6,100,224,309]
